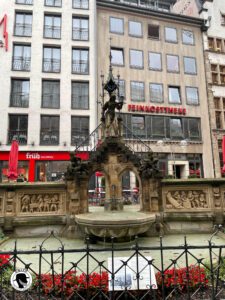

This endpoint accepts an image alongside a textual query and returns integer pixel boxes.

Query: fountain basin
[75,211,156,238]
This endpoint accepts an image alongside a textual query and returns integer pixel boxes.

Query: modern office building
[173,0,225,177]
[96,0,214,178]
[0,0,97,182]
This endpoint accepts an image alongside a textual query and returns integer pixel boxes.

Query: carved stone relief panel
[5,192,16,215]
[165,190,209,210]
[18,191,66,215]
[212,187,221,208]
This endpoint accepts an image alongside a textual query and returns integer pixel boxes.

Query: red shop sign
[128,104,186,115]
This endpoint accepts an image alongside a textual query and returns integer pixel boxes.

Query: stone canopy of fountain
[65,58,162,240]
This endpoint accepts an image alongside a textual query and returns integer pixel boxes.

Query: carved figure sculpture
[139,152,160,179]
[166,190,208,209]
[21,195,30,212]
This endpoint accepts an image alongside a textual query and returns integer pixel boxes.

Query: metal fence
[1,231,225,299]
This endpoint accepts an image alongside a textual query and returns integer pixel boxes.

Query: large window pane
[72,49,89,74]
[110,17,124,34]
[111,48,124,66]
[132,116,145,137]
[42,80,60,108]
[130,49,143,68]
[148,24,159,39]
[8,115,28,145]
[118,79,125,99]
[168,86,181,104]
[152,116,165,137]
[45,0,61,6]
[44,15,61,39]
[72,0,89,9]
[129,21,142,36]
[71,116,89,145]
[12,44,31,71]
[167,55,179,72]
[149,83,163,103]
[72,17,89,40]
[10,79,30,108]
[188,118,200,139]
[72,82,89,109]
[43,47,61,72]
[186,87,199,105]
[170,118,183,138]
[182,30,194,45]
[14,13,32,36]
[149,52,161,70]
[131,81,145,102]
[40,115,59,145]
[184,57,197,74]
[165,27,177,43]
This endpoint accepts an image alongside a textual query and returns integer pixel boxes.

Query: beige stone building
[97,0,214,179]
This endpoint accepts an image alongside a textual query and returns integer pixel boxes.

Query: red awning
[7,140,19,180]
[95,171,103,177]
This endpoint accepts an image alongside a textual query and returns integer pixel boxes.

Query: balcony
[14,24,32,37]
[12,57,31,71]
[43,59,60,73]
[44,26,61,39]
[8,130,27,145]
[10,93,29,108]
[72,60,89,74]
[40,131,59,145]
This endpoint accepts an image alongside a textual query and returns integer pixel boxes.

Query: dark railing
[72,60,89,74]
[72,28,88,40]
[40,131,59,145]
[16,0,33,4]
[8,130,27,145]
[45,0,61,6]
[12,57,31,71]
[10,93,29,108]
[43,59,61,73]
[72,0,89,9]
[1,231,225,299]
[14,24,32,36]
[74,123,102,152]
[44,26,61,39]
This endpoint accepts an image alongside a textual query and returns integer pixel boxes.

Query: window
[186,87,199,105]
[72,0,89,9]
[149,52,162,70]
[71,116,89,145]
[8,114,28,145]
[72,82,89,109]
[16,0,33,4]
[110,17,124,34]
[12,44,31,71]
[42,80,60,109]
[72,48,89,74]
[132,116,145,137]
[149,83,163,103]
[152,116,165,138]
[130,50,143,68]
[40,115,59,145]
[165,27,177,43]
[129,21,142,37]
[43,47,61,73]
[188,118,201,139]
[45,0,61,7]
[214,97,220,109]
[221,13,225,26]
[131,81,145,102]
[168,86,181,104]
[166,55,179,72]
[10,79,29,108]
[111,48,124,66]
[118,79,125,99]
[44,15,61,39]
[182,30,194,45]
[14,13,32,36]
[72,17,89,40]
[148,24,159,39]
[170,118,183,139]
[216,111,222,129]
[184,57,197,74]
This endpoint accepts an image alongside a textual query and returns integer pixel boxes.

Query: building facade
[97,0,214,178]
[0,0,97,182]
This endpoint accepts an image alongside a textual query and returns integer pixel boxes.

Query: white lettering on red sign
[26,153,41,159]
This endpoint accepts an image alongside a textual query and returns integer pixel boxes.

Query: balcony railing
[16,0,33,4]
[12,57,31,71]
[44,26,61,39]
[14,24,32,36]
[40,131,59,145]
[8,130,27,145]
[72,28,88,40]
[43,59,60,73]
[105,0,171,12]
[71,132,89,147]
[10,93,29,108]
[72,60,89,74]
[72,0,89,9]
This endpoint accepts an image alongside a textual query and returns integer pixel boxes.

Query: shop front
[0,151,88,182]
